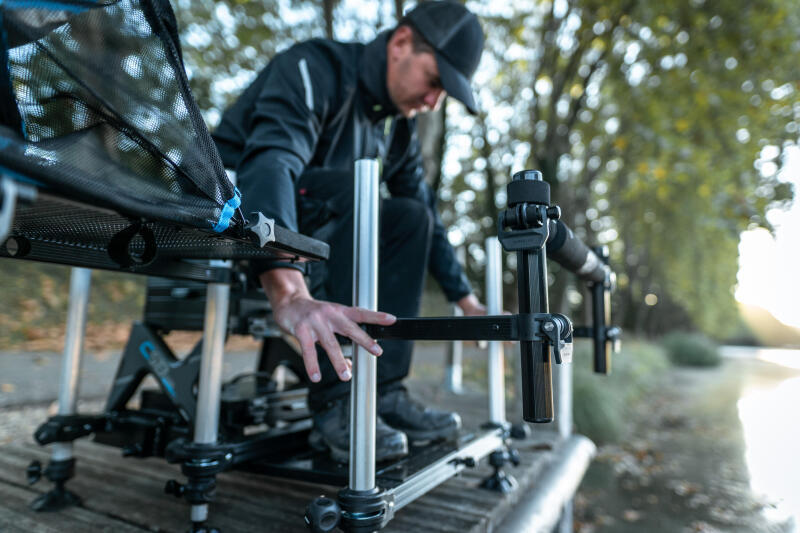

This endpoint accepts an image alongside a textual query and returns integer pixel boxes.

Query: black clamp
[479,448,520,493]
[34,414,110,445]
[336,487,394,533]
[164,439,234,506]
[536,313,574,364]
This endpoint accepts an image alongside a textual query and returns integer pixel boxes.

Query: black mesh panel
[0,0,239,233]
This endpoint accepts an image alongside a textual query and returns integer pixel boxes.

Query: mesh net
[0,0,240,233]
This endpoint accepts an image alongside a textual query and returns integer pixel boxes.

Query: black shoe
[377,386,461,444]
[309,397,408,463]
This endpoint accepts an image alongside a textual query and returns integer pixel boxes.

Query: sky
[736,146,800,328]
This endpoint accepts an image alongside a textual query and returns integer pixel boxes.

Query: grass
[660,331,722,367]
[572,338,669,444]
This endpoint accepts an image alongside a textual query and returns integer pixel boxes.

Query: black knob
[164,479,185,498]
[487,450,505,468]
[246,211,273,248]
[450,456,477,468]
[513,170,543,181]
[26,460,42,485]
[510,423,531,440]
[305,495,341,532]
[546,206,561,220]
[508,449,521,467]
[190,526,221,533]
[122,444,142,457]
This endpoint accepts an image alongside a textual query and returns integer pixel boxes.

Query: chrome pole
[194,274,229,445]
[52,267,92,462]
[191,171,236,523]
[485,237,506,426]
[554,358,573,439]
[349,159,380,490]
[444,247,465,393]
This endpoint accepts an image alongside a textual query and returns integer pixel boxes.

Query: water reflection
[756,348,800,370]
[737,352,800,531]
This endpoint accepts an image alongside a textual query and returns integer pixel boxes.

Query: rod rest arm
[364,312,574,364]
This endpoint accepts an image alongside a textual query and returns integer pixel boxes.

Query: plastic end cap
[513,170,543,181]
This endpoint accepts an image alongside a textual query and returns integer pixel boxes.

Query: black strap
[108,222,157,267]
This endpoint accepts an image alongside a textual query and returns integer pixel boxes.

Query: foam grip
[546,220,606,283]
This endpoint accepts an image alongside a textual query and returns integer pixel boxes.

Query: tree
[440,0,798,337]
[172,0,324,126]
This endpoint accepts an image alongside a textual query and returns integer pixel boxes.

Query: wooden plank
[0,481,147,533]
[0,423,570,532]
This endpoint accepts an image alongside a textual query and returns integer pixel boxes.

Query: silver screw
[543,322,555,332]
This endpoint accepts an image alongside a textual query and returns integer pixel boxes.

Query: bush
[660,331,721,367]
[572,339,669,444]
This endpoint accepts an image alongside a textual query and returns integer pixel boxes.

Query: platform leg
[186,271,230,532]
[443,304,464,393]
[554,361,573,439]
[443,247,466,394]
[31,267,91,511]
[348,159,380,491]
[556,498,574,533]
[332,160,388,532]
[485,237,506,427]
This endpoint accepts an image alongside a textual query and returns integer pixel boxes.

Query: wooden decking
[0,384,572,532]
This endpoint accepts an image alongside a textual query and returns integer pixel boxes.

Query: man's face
[386,27,446,118]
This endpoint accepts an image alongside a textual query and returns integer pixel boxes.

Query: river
[575,346,800,533]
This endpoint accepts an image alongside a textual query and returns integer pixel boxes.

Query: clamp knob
[305,495,341,532]
[164,479,186,498]
[546,205,561,220]
[245,211,275,248]
[26,460,42,485]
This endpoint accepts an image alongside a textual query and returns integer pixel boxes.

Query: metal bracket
[365,312,572,349]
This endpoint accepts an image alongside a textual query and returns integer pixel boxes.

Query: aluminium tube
[485,237,506,425]
[53,267,92,462]
[554,362,572,439]
[191,259,232,525]
[194,276,230,444]
[444,247,466,393]
[443,303,464,393]
[349,159,380,490]
[191,170,237,523]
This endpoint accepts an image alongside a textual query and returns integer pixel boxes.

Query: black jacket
[213,32,471,302]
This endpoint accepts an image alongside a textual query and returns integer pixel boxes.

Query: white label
[560,342,574,364]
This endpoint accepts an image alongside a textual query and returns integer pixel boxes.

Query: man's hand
[457,293,487,316]
[259,268,396,383]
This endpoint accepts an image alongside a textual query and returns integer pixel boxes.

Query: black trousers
[296,170,434,412]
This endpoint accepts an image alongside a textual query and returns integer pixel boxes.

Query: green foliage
[573,338,669,444]
[172,0,326,124]
[660,331,722,367]
[439,0,799,337]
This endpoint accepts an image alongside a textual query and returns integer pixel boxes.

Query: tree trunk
[416,99,447,191]
[323,0,335,39]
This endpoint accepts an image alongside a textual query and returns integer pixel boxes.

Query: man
[213,1,486,462]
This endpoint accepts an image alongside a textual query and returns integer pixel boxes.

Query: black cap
[404,1,484,115]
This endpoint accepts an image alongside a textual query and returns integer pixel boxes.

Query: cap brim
[435,51,478,115]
